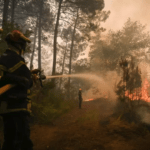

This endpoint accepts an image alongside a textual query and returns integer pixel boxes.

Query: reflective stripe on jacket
[0,99,31,114]
[0,49,33,114]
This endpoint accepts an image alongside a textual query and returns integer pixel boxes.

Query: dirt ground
[30,99,150,150]
[1,99,150,150]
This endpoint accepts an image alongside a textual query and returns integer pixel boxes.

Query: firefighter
[0,29,33,150]
[0,28,3,33]
[79,88,83,109]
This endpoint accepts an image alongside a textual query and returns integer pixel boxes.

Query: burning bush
[116,57,142,106]
[114,57,145,123]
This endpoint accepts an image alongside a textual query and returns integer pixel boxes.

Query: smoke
[103,0,150,32]
[135,61,150,124]
[46,71,120,101]
[137,106,150,124]
[80,71,120,101]
[47,68,150,125]
[138,61,149,81]
[84,60,150,125]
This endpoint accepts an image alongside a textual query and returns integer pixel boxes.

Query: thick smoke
[137,106,150,124]
[103,0,150,31]
[81,71,120,101]
[135,61,150,124]
[81,61,150,125]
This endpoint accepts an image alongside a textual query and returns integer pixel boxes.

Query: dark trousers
[79,98,82,109]
[1,112,33,150]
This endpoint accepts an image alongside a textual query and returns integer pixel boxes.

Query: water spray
[0,73,114,101]
[46,74,104,83]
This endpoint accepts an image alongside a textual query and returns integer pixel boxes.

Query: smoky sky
[102,0,150,32]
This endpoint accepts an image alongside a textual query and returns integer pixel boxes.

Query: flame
[88,99,94,101]
[125,78,150,102]
[84,99,94,101]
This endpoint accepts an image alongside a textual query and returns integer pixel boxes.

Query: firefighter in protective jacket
[79,88,83,109]
[0,29,33,150]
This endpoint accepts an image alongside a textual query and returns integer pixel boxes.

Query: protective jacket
[78,90,82,109]
[79,90,82,100]
[0,49,33,115]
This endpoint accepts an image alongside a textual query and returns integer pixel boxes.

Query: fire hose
[0,69,46,95]
[0,84,15,95]
[0,72,83,95]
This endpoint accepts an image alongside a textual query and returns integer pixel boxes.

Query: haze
[102,0,150,31]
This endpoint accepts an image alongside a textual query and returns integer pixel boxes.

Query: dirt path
[30,99,150,150]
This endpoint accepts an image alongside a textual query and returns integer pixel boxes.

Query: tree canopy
[89,18,150,73]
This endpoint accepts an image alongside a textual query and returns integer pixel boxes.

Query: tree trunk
[59,41,67,89]
[69,9,79,75]
[38,0,43,70]
[68,9,79,83]
[52,0,63,75]
[11,0,15,24]
[30,18,38,70]
[62,42,67,74]
[68,9,79,100]
[2,0,10,28]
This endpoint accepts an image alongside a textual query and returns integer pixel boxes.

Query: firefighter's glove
[1,74,30,88]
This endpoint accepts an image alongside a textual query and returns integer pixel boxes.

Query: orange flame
[88,99,94,101]
[84,99,94,101]
[125,78,150,102]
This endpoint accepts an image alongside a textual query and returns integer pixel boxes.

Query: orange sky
[102,0,150,32]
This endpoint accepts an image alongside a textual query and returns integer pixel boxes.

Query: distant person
[0,28,3,34]
[79,88,83,109]
[0,29,33,150]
